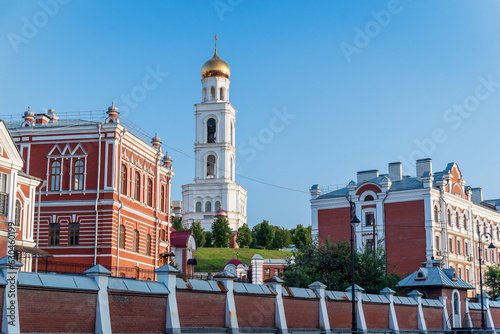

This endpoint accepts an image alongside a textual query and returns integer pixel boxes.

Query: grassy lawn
[194,248,294,272]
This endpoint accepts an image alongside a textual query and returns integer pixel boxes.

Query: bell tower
[182,35,247,239]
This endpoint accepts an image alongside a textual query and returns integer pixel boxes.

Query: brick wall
[385,200,426,276]
[18,287,96,333]
[176,290,225,328]
[234,294,275,328]
[318,207,351,245]
[363,303,389,329]
[423,306,443,329]
[108,292,167,333]
[283,297,319,329]
[327,300,351,329]
[394,305,418,329]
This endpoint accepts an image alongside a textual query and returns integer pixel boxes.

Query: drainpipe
[440,186,449,268]
[35,180,47,273]
[93,124,102,265]
[154,150,160,278]
[116,129,126,276]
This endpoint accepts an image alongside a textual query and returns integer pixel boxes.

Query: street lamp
[477,226,495,331]
[349,199,361,333]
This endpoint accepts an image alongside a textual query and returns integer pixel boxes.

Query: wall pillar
[309,281,330,333]
[464,298,473,328]
[84,264,112,334]
[155,264,181,334]
[0,256,22,334]
[214,271,239,334]
[346,284,367,333]
[380,287,399,334]
[408,290,427,333]
[251,254,264,284]
[438,296,451,330]
[478,292,495,331]
[264,276,288,334]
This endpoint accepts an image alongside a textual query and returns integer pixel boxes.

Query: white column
[264,277,288,334]
[380,287,399,333]
[309,281,330,333]
[155,264,181,334]
[214,271,239,334]
[346,284,367,333]
[408,290,427,333]
[251,254,264,284]
[84,265,112,334]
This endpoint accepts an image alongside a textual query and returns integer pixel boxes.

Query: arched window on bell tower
[220,87,225,101]
[210,86,216,100]
[207,118,216,143]
[202,87,207,102]
[207,155,216,178]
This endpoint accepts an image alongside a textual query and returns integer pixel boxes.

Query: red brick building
[5,106,175,278]
[0,120,43,271]
[311,158,500,293]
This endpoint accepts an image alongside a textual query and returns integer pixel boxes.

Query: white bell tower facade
[182,38,247,235]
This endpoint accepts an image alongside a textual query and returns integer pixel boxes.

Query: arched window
[146,234,151,256]
[464,217,468,230]
[14,200,21,227]
[230,158,234,180]
[205,201,212,212]
[119,225,126,249]
[160,229,166,241]
[364,195,374,202]
[435,235,440,250]
[49,223,60,246]
[69,223,80,245]
[210,86,216,100]
[434,206,439,222]
[202,87,207,101]
[230,121,234,146]
[220,87,225,101]
[160,185,165,212]
[50,161,61,191]
[207,118,216,143]
[207,155,216,177]
[215,201,221,211]
[195,201,202,212]
[133,230,139,252]
[447,210,451,226]
[147,178,153,206]
[456,214,460,228]
[457,240,461,255]
[120,164,127,195]
[73,159,85,190]
[134,172,141,201]
[453,292,459,315]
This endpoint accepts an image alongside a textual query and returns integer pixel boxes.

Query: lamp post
[349,199,361,333]
[477,225,495,331]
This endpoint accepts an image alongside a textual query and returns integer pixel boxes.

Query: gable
[0,121,24,170]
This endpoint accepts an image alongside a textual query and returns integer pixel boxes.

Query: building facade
[0,121,42,271]
[182,40,247,234]
[5,106,174,278]
[311,158,500,293]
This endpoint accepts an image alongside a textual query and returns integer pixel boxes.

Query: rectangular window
[49,223,60,246]
[274,268,279,276]
[366,239,374,251]
[68,223,80,245]
[365,212,374,226]
[146,234,151,256]
[73,160,85,191]
[50,161,61,191]
[449,238,453,253]
[457,240,461,255]
[435,236,440,250]
[0,173,8,193]
[264,268,270,276]
[119,225,125,249]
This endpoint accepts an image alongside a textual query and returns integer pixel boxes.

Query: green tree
[253,220,275,249]
[282,238,401,294]
[236,224,252,248]
[204,231,213,247]
[272,227,292,249]
[171,216,186,231]
[485,264,500,299]
[291,224,312,249]
[190,221,206,248]
[211,216,232,247]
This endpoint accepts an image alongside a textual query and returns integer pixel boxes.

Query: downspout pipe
[35,180,47,273]
[154,150,160,279]
[93,124,102,265]
[116,129,126,276]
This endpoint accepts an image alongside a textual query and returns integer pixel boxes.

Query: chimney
[357,170,379,183]
[310,184,321,200]
[471,188,483,203]
[388,162,402,181]
[416,158,432,181]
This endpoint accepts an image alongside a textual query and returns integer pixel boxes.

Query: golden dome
[201,50,230,79]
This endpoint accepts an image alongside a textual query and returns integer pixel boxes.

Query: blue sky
[2,1,500,229]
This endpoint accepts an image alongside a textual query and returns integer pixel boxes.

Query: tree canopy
[190,221,205,247]
[485,264,500,299]
[282,238,401,294]
[211,216,232,247]
[236,224,252,248]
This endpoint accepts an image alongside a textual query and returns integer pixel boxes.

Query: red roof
[170,231,195,248]
[225,259,244,267]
